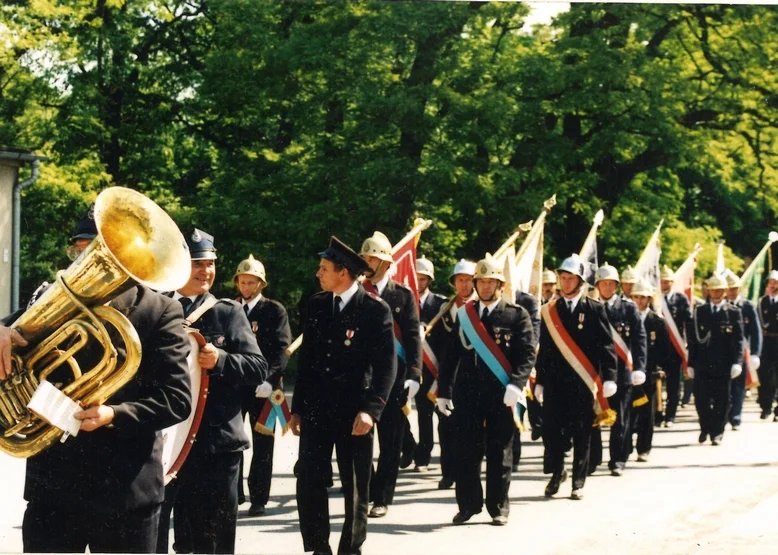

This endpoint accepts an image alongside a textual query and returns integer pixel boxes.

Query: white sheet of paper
[27,380,81,440]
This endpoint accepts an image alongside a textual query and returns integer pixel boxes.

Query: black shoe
[238,494,246,505]
[369,504,388,518]
[610,467,624,477]
[711,435,723,446]
[531,429,542,441]
[698,431,708,444]
[491,515,508,526]
[247,503,265,517]
[511,463,519,472]
[773,415,778,423]
[544,470,568,497]
[438,477,454,490]
[452,509,480,525]
[399,451,414,469]
[760,411,770,420]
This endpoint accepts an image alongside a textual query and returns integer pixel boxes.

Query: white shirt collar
[241,293,263,313]
[374,274,391,296]
[336,280,359,310]
[604,295,618,307]
[419,289,430,307]
[479,298,500,316]
[563,289,585,312]
[172,292,198,303]
[640,307,650,322]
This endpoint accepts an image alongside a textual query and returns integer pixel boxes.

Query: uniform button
[328,339,332,344]
[325,367,330,372]
[327,353,331,357]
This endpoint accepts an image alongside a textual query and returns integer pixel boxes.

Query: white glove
[503,384,522,407]
[730,364,743,379]
[686,367,695,379]
[404,379,420,399]
[602,380,617,398]
[255,381,273,398]
[750,355,761,372]
[436,398,454,416]
[534,384,544,405]
[631,370,646,386]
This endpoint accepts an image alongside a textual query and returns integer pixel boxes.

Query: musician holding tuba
[0,189,194,554]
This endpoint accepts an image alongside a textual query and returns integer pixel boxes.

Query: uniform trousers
[631,383,656,456]
[237,402,275,506]
[297,415,373,555]
[694,374,731,438]
[157,451,241,554]
[24,500,161,553]
[758,339,778,416]
[729,364,748,426]
[664,354,683,423]
[526,396,543,438]
[543,399,594,490]
[451,402,514,517]
[370,396,406,506]
[412,392,436,467]
[437,406,457,483]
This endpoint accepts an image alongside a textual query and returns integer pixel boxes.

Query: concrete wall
[0,163,20,318]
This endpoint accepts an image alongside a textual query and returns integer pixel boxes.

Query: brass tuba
[0,187,191,457]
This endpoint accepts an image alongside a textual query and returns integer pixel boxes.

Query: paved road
[0,401,776,554]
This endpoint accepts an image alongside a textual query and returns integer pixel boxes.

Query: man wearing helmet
[359,231,422,519]
[590,263,647,477]
[437,254,535,526]
[535,254,617,500]
[541,269,558,304]
[620,266,638,300]
[724,269,761,430]
[756,270,778,419]
[428,258,478,490]
[660,265,693,427]
[234,255,292,517]
[629,280,670,461]
[405,257,448,474]
[687,275,744,445]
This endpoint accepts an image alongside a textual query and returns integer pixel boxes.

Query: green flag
[740,232,778,303]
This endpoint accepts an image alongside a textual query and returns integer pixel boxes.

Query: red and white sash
[661,295,689,378]
[541,299,616,427]
[609,323,633,371]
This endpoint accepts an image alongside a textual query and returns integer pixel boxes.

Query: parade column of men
[590,263,647,477]
[687,274,744,445]
[436,254,536,525]
[290,236,396,555]
[234,255,292,517]
[157,229,267,555]
[536,254,618,500]
[724,270,762,430]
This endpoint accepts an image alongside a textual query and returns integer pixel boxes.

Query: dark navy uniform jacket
[688,302,744,378]
[292,285,397,424]
[603,296,647,387]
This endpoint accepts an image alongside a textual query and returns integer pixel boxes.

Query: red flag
[390,232,420,305]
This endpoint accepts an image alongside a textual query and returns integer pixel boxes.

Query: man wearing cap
[2,206,193,554]
[541,269,558,305]
[158,229,267,555]
[290,236,396,555]
[405,257,448,473]
[234,255,292,517]
[358,231,422,519]
[660,265,693,427]
[590,263,647,477]
[437,254,535,525]
[629,280,670,461]
[687,274,744,445]
[429,258,478,490]
[757,270,778,419]
[535,254,617,500]
[725,270,761,429]
[620,266,638,300]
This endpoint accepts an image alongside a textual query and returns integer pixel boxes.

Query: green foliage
[2,1,778,326]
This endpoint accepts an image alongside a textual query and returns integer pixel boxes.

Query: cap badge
[191,230,202,243]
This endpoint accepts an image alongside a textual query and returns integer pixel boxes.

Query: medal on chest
[345,329,354,346]
[578,313,585,329]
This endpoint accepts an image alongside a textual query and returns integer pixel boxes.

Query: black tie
[481,306,489,323]
[179,297,193,316]
[243,303,250,316]
[333,295,342,318]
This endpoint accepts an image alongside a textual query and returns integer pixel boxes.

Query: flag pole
[285,218,433,357]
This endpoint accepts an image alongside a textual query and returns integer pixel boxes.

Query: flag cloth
[389,229,421,305]
[671,244,701,305]
[740,232,778,304]
[635,221,663,299]
[579,210,604,289]
[716,241,726,276]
